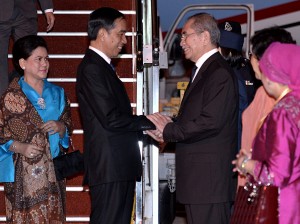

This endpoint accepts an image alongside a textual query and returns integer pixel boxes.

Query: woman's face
[260,72,281,99]
[20,47,49,81]
[250,54,262,80]
[260,72,271,93]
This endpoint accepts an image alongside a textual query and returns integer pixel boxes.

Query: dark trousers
[185,202,231,224]
[89,181,136,224]
[0,8,37,95]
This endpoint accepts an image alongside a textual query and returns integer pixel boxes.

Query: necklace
[37,97,46,109]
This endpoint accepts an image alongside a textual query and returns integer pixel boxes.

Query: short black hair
[88,7,125,40]
[251,26,296,60]
[12,35,48,75]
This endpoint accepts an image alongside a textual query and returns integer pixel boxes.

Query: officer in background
[218,21,257,152]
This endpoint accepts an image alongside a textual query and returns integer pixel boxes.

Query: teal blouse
[0,78,69,182]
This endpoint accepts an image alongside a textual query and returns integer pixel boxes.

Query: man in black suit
[0,0,55,95]
[76,7,155,224]
[147,13,238,223]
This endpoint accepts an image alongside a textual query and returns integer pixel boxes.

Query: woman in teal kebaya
[0,35,72,223]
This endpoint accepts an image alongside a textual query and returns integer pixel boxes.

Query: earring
[22,67,25,70]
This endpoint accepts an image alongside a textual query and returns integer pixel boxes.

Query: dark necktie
[110,62,116,72]
[110,62,120,79]
[190,65,198,83]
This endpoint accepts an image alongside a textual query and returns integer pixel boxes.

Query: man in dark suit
[76,7,155,224]
[147,13,238,223]
[0,0,55,95]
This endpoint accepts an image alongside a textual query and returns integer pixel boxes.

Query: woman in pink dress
[238,27,295,186]
[233,42,300,224]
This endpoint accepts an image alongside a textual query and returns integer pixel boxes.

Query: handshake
[146,112,173,143]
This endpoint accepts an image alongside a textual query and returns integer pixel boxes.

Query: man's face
[180,19,204,63]
[101,18,127,58]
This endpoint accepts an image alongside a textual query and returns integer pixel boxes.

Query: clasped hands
[11,121,66,159]
[232,148,253,176]
[40,120,66,138]
[146,113,173,143]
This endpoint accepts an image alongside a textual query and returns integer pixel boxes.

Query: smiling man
[147,13,239,223]
[76,7,155,224]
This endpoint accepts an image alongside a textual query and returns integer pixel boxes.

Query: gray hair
[188,13,220,46]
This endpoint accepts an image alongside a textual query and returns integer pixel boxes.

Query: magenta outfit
[252,92,300,224]
[245,42,300,224]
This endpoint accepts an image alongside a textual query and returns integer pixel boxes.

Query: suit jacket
[163,52,238,204]
[76,49,155,186]
[0,0,53,21]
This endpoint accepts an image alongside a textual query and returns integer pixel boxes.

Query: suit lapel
[179,52,220,111]
[86,49,131,109]
[87,49,122,83]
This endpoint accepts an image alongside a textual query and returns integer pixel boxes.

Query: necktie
[110,62,120,79]
[110,62,116,72]
[190,65,198,82]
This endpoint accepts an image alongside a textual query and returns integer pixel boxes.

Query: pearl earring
[22,67,25,70]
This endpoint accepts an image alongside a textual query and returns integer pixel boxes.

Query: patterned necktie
[190,65,198,83]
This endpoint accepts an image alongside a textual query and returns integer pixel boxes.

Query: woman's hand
[11,141,43,159]
[232,148,254,175]
[40,121,66,138]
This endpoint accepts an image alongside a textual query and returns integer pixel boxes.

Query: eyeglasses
[180,32,197,41]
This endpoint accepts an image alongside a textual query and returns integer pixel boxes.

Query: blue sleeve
[0,140,14,161]
[0,140,15,182]
[59,128,70,149]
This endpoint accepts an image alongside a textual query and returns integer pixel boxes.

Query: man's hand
[146,130,164,143]
[145,113,173,142]
[147,113,172,133]
[45,12,55,32]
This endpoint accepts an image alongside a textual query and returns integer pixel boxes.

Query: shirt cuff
[44,9,54,13]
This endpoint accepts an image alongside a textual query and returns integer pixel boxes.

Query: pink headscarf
[259,42,300,93]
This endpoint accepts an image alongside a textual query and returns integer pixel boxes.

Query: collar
[192,48,218,82]
[89,46,111,64]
